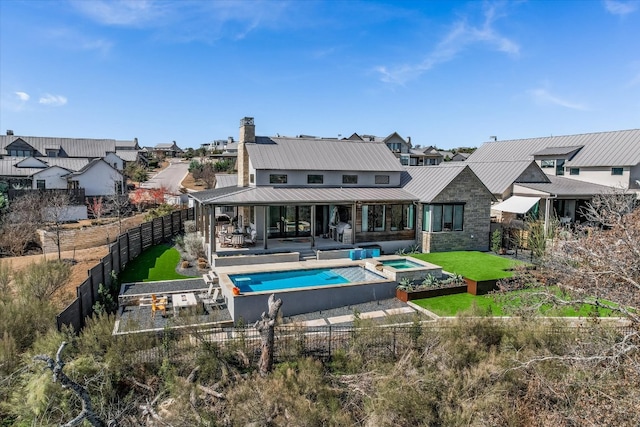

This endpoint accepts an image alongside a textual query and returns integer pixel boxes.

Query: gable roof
[0,135,136,158]
[0,157,91,177]
[68,158,120,178]
[468,129,640,167]
[440,160,549,197]
[401,164,492,202]
[246,136,404,172]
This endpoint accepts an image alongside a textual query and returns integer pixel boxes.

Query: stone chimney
[238,117,254,187]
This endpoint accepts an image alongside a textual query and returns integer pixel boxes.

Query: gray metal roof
[468,129,640,167]
[400,164,492,202]
[0,135,137,158]
[532,145,584,157]
[190,186,417,205]
[515,175,618,197]
[439,160,549,196]
[246,136,404,172]
[0,157,90,177]
[115,150,140,162]
[215,174,238,188]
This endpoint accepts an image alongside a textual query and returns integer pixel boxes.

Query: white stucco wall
[75,161,124,196]
[561,166,630,188]
[31,166,69,190]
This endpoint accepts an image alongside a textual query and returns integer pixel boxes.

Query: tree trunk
[254,294,282,375]
[34,342,106,427]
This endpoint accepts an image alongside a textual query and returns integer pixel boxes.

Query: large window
[361,205,385,232]
[556,159,565,175]
[423,203,464,232]
[270,174,288,184]
[541,159,554,168]
[342,174,358,184]
[8,149,31,157]
[307,174,323,184]
[387,142,401,153]
[400,154,409,166]
[390,204,414,231]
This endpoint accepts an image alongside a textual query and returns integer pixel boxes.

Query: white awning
[491,196,540,214]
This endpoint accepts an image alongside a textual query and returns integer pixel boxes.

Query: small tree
[86,196,104,220]
[491,228,502,253]
[0,191,45,256]
[15,259,71,301]
[43,191,73,260]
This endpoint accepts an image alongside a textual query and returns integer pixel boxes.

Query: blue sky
[1,0,639,150]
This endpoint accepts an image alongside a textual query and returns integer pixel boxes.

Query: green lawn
[413,292,614,318]
[119,244,196,283]
[410,251,525,281]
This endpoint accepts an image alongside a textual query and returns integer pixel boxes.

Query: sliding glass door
[267,205,312,238]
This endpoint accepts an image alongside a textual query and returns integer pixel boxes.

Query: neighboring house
[464,129,640,227]
[0,132,134,219]
[468,129,640,195]
[190,117,493,258]
[150,141,183,158]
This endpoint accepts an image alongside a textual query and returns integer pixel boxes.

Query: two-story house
[465,129,640,226]
[189,117,494,260]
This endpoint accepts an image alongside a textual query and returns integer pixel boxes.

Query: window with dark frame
[250,173,255,183]
[611,167,623,176]
[427,203,464,232]
[269,174,288,184]
[569,168,580,175]
[375,175,390,184]
[541,159,555,168]
[307,174,323,184]
[342,174,358,184]
[36,180,46,190]
[390,204,414,231]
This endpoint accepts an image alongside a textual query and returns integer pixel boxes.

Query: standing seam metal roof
[246,136,404,172]
[467,129,640,167]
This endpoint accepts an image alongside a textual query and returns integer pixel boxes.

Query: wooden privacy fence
[56,208,195,332]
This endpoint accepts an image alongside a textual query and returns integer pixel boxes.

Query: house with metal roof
[0,132,134,219]
[189,117,494,259]
[464,129,639,228]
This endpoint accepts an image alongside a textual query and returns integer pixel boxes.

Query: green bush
[14,260,71,301]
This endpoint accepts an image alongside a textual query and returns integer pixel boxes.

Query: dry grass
[180,172,207,191]
[4,246,109,308]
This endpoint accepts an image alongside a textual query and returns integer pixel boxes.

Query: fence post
[393,327,397,357]
[328,325,332,360]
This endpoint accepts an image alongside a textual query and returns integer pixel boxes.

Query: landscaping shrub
[14,259,71,301]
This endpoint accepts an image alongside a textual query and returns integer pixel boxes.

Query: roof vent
[6,130,14,136]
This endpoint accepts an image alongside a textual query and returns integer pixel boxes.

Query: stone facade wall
[421,168,492,253]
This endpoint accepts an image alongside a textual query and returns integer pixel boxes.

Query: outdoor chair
[151,294,167,317]
[201,286,225,309]
[245,229,257,246]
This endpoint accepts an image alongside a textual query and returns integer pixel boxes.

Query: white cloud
[603,0,638,15]
[15,91,30,101]
[70,0,165,27]
[529,88,588,111]
[39,94,68,107]
[377,3,520,84]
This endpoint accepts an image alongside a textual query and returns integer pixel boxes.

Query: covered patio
[189,186,419,263]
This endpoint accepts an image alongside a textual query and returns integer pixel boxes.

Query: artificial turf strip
[118,244,196,283]
[410,251,525,281]
[413,292,614,318]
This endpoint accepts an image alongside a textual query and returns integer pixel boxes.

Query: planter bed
[396,284,468,302]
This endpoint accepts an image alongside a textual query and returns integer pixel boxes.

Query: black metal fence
[56,208,194,332]
[116,322,637,367]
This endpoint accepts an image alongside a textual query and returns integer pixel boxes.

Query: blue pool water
[380,258,422,269]
[230,267,386,293]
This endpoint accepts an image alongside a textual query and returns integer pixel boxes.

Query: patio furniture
[231,233,245,248]
[244,229,257,246]
[171,292,198,314]
[220,232,232,247]
[151,294,167,318]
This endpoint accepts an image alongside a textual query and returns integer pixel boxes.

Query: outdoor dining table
[171,292,198,314]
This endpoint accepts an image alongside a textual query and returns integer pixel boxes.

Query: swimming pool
[380,258,423,270]
[230,266,385,293]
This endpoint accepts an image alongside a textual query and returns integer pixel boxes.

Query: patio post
[310,205,316,248]
[262,205,268,249]
[208,205,215,262]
